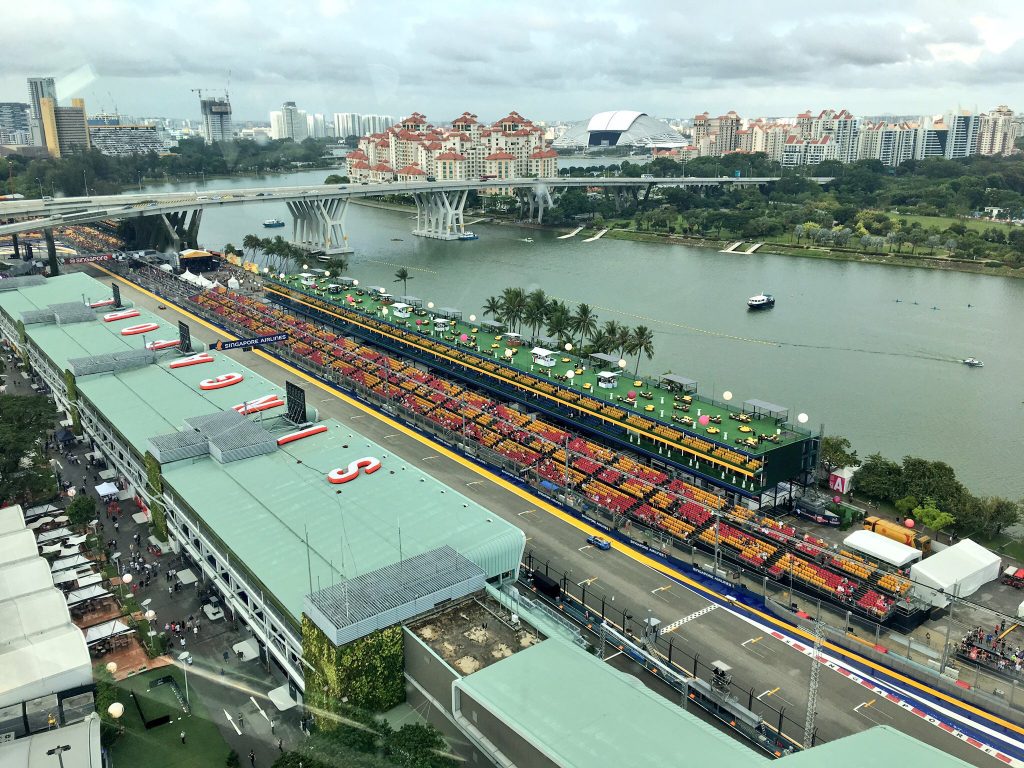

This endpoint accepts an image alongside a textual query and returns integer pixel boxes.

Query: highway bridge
[0,175,832,258]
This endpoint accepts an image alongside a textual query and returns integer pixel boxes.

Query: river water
[145,170,1024,498]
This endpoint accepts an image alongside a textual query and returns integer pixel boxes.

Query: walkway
[557,226,585,239]
[582,228,609,242]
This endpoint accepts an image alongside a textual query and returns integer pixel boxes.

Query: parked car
[426,175,437,182]
[586,535,611,551]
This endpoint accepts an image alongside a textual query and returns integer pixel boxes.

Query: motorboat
[520,237,534,243]
[262,219,285,228]
[747,292,775,310]
[458,232,479,240]
[962,358,984,368]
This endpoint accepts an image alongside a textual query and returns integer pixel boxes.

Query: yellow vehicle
[863,516,931,554]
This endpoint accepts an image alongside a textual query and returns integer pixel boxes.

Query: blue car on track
[587,535,611,551]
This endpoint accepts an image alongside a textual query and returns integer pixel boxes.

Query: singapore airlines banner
[214,333,288,351]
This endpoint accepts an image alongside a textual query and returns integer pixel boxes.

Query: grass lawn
[977,533,1024,564]
[110,667,233,768]
[885,212,1018,233]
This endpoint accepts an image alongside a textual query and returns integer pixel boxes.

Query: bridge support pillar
[43,228,59,276]
[286,198,353,258]
[160,209,202,251]
[411,189,470,240]
[528,185,553,223]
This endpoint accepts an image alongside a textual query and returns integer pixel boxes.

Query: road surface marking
[95,268,1024,765]
[518,509,536,516]
[466,480,484,486]
[651,585,671,595]
[420,455,440,461]
[854,699,875,713]
[578,577,598,587]
[381,433,399,440]
[224,710,241,735]
[757,687,780,700]
[250,696,269,721]
[660,605,718,634]
[578,545,593,552]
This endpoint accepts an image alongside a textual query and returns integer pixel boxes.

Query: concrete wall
[403,628,458,712]
[455,688,557,768]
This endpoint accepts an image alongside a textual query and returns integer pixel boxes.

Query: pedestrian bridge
[0,175,831,255]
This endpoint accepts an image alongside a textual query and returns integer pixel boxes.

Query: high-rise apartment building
[943,111,979,159]
[691,111,741,156]
[26,77,56,146]
[360,114,395,135]
[977,105,1019,156]
[333,112,362,139]
[306,113,327,139]
[0,103,31,145]
[39,97,90,158]
[200,96,233,143]
[270,102,308,141]
[857,121,917,167]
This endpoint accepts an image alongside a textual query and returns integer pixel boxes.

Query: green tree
[545,304,572,343]
[627,325,655,376]
[897,457,967,516]
[482,296,504,326]
[322,255,349,277]
[819,435,859,473]
[853,453,902,501]
[894,495,919,518]
[393,267,413,296]
[569,302,599,349]
[384,723,458,768]
[67,494,97,526]
[0,395,57,504]
[499,287,526,333]
[913,497,956,534]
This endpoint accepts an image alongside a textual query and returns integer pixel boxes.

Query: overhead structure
[286,196,353,255]
[411,189,470,240]
[909,539,1001,607]
[553,110,686,150]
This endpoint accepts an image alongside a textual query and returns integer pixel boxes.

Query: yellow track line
[94,265,1024,739]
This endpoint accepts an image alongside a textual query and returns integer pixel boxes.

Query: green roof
[779,725,976,768]
[162,422,524,621]
[454,638,764,768]
[0,273,525,622]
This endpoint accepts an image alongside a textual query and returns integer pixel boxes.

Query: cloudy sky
[4,0,1022,124]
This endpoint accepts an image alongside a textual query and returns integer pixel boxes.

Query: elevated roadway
[89,263,1018,768]
[0,175,832,252]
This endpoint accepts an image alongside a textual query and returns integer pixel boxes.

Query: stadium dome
[553,110,684,150]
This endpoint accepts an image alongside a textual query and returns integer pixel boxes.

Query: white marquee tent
[910,539,1001,607]
[843,529,922,569]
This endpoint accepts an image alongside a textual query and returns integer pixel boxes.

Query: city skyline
[2,1,1023,124]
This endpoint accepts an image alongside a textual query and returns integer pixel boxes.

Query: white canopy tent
[94,481,119,497]
[176,567,198,585]
[0,529,39,563]
[51,554,91,574]
[843,530,922,569]
[910,539,1002,607]
[66,584,111,607]
[0,625,92,709]
[179,269,214,289]
[83,619,133,646]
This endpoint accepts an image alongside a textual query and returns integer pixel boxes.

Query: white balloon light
[564,343,573,352]
[797,412,809,423]
[121,573,132,584]
[722,390,733,401]
[427,302,434,309]
[105,662,118,675]
[107,702,125,719]
[618,359,627,368]
[469,314,476,322]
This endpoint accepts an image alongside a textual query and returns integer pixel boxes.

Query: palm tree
[323,255,349,277]
[393,266,413,296]
[588,330,615,354]
[569,303,599,349]
[615,325,632,359]
[627,325,655,376]
[526,288,548,314]
[546,305,572,344]
[500,287,527,333]
[602,320,623,344]
[242,233,262,259]
[523,301,547,343]
[482,295,504,326]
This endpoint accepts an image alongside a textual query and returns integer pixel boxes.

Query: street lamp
[83,170,88,196]
[36,177,45,199]
[144,609,157,653]
[722,390,733,402]
[46,745,72,768]
[120,571,132,600]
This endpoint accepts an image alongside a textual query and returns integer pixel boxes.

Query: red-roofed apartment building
[351,111,555,185]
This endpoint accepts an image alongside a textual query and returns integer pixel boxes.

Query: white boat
[962,358,984,368]
[520,237,534,243]
[263,218,285,228]
[747,292,775,310]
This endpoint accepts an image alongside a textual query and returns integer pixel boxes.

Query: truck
[863,515,931,554]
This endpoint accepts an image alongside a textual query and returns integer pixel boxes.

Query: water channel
[144,169,1024,498]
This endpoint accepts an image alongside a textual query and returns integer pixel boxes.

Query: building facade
[270,102,308,141]
[332,112,361,139]
[39,97,90,158]
[0,102,31,145]
[348,111,555,184]
[200,96,233,143]
[977,105,1018,156]
[26,77,56,147]
[88,125,166,156]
